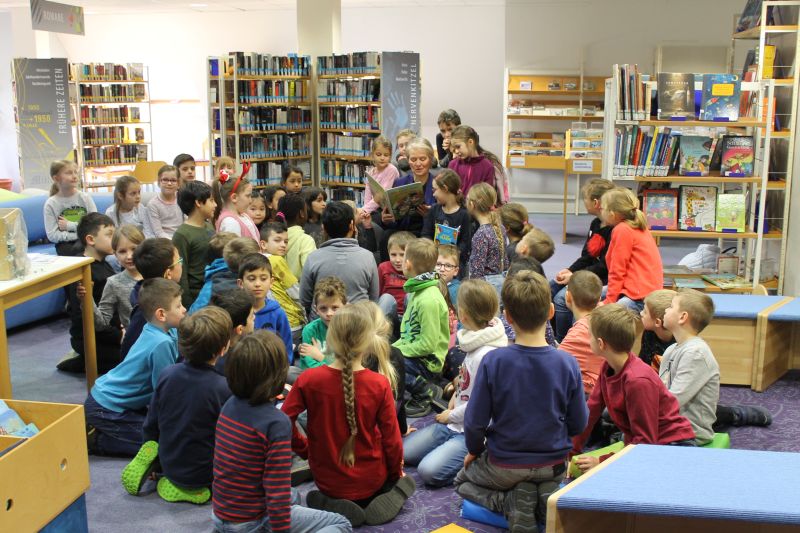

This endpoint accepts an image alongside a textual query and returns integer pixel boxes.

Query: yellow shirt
[267,254,305,328]
[286,225,316,280]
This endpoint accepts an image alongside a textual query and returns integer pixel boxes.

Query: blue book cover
[679,136,714,176]
[700,74,741,121]
[435,223,460,245]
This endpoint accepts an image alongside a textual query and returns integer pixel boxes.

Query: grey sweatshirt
[43,192,97,243]
[659,336,720,445]
[94,270,139,328]
[299,237,379,314]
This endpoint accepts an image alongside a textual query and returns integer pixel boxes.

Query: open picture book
[367,175,425,219]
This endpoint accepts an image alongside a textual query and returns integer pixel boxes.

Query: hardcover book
[679,136,714,176]
[720,136,754,176]
[643,189,678,230]
[702,273,752,289]
[657,73,695,119]
[715,193,747,232]
[674,277,707,289]
[367,175,424,219]
[679,185,718,231]
[434,223,460,245]
[700,74,741,121]
[736,0,763,32]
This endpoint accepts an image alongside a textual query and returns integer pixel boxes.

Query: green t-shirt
[299,318,332,370]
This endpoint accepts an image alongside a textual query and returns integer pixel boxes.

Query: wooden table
[0,256,96,397]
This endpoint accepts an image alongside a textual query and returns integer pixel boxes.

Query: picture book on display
[679,185,717,231]
[679,136,715,176]
[700,74,741,121]
[643,189,678,230]
[720,136,754,176]
[715,193,747,233]
[0,400,39,437]
[366,175,424,219]
[657,73,695,119]
[675,277,707,289]
[702,273,752,289]
[434,223,460,245]
[736,0,763,32]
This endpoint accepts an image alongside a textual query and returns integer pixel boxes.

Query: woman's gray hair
[405,137,435,160]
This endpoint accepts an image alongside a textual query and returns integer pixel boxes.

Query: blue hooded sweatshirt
[254,298,293,364]
[188,258,238,315]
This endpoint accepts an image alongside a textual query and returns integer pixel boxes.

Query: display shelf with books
[561,126,603,243]
[69,62,152,189]
[207,52,313,186]
[601,64,780,289]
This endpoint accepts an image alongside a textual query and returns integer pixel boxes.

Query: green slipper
[120,440,159,495]
[156,477,211,505]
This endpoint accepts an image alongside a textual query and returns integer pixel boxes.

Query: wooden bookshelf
[318,73,380,79]
[507,114,605,121]
[632,174,763,184]
[733,24,799,39]
[320,154,372,162]
[321,181,366,189]
[652,229,783,239]
[638,118,766,127]
[212,129,313,135]
[319,128,381,134]
[318,101,380,106]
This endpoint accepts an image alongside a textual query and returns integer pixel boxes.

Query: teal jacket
[393,272,450,374]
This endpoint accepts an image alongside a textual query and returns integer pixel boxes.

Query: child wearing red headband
[212,164,259,242]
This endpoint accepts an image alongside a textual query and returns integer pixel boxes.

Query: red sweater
[282,365,403,500]
[573,354,694,453]
[378,261,407,315]
[603,222,663,304]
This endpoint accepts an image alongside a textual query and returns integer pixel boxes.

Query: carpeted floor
[6,214,798,533]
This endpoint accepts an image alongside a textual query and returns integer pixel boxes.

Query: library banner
[381,52,421,153]
[13,58,74,189]
[31,0,85,35]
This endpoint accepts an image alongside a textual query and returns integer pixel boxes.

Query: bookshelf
[70,62,152,190]
[562,127,603,243]
[601,68,780,290]
[207,53,313,188]
[729,0,799,293]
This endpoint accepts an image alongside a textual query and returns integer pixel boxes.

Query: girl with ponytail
[466,182,509,279]
[601,186,663,311]
[282,303,414,527]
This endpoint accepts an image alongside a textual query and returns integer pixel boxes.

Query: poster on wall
[381,52,420,156]
[31,0,85,35]
[12,58,74,190]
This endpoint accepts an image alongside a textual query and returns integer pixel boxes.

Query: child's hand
[299,339,324,361]
[381,207,396,224]
[76,282,87,298]
[435,410,451,424]
[442,136,451,151]
[403,426,418,437]
[416,204,431,217]
[57,216,68,231]
[555,269,573,284]
[464,452,478,469]
[575,455,600,472]
[360,210,373,229]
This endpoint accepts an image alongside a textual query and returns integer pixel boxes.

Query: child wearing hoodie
[188,236,259,314]
[403,279,506,487]
[447,125,503,198]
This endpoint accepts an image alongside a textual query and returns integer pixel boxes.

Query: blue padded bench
[548,444,800,533]
[700,294,795,391]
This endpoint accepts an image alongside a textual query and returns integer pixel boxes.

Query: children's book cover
[675,277,707,289]
[702,273,752,289]
[643,189,678,230]
[700,74,741,121]
[715,193,747,232]
[736,0,763,32]
[721,136,755,176]
[367,175,424,219]
[679,136,714,176]
[434,223,460,245]
[657,73,695,119]
[679,185,717,231]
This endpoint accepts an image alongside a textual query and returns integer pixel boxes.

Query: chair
[132,160,167,193]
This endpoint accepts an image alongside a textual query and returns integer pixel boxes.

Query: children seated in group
[467,182,508,280]
[639,289,678,368]
[247,189,268,230]
[122,307,232,504]
[279,192,317,279]
[262,185,286,223]
[436,244,461,307]
[299,201,379,315]
[44,159,97,255]
[422,169,472,272]
[283,304,413,527]
[93,224,144,330]
[260,221,306,336]
[85,278,185,456]
[302,187,328,247]
[499,202,532,265]
[106,175,146,230]
[298,277,346,370]
[145,165,184,239]
[455,270,588,532]
[212,331,351,533]
[377,231,414,320]
[515,227,555,264]
[210,288,255,374]
[173,180,216,308]
[436,109,460,168]
[393,239,450,417]
[237,252,293,360]
[173,153,196,184]
[189,236,259,314]
[212,170,259,241]
[363,136,400,216]
[557,271,606,396]
[404,279,507,487]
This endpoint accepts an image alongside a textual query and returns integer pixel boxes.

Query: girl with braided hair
[282,303,414,528]
[467,182,509,279]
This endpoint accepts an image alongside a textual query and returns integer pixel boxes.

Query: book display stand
[562,126,603,243]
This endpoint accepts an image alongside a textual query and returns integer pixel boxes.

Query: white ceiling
[0,0,505,15]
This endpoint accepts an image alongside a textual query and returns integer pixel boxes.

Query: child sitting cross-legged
[85,278,186,456]
[121,306,232,503]
[572,304,696,474]
[260,221,306,340]
[212,331,352,533]
[298,277,346,371]
[210,288,255,374]
[404,279,507,487]
[514,227,555,264]
[455,270,588,531]
[283,304,413,527]
[377,231,415,322]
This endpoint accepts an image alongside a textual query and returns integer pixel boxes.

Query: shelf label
[572,160,593,172]
[519,80,532,91]
[510,156,525,167]
[31,0,84,35]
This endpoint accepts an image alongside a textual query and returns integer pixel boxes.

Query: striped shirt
[212,396,292,530]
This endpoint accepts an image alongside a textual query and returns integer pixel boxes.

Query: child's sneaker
[731,405,772,427]
[121,440,159,495]
[405,397,432,418]
[505,481,537,532]
[307,490,366,527]
[56,350,85,373]
[364,475,416,525]
[156,477,211,504]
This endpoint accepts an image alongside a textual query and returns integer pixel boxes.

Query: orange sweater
[603,223,663,304]
[558,315,605,395]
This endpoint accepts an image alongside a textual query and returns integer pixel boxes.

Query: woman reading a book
[378,137,436,261]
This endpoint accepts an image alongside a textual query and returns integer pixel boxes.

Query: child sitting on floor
[279,193,316,279]
[298,277,346,371]
[436,244,461,307]
[377,231,415,322]
[173,180,216,309]
[189,236,260,314]
[515,227,555,264]
[93,224,144,330]
[122,307,232,503]
[260,221,306,338]
[145,165,183,239]
[211,288,255,374]
[639,289,678,369]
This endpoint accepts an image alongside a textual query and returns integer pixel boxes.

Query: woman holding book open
[378,137,437,260]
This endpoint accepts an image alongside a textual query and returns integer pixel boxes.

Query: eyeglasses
[166,257,183,271]
[161,178,179,184]
[436,262,457,271]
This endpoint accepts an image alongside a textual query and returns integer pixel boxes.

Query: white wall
[0,12,17,188]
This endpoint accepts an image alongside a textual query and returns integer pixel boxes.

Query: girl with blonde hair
[466,182,508,279]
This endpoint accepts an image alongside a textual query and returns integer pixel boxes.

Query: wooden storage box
[0,207,28,281]
[0,400,90,531]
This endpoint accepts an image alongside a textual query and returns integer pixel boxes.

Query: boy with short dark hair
[211,287,256,374]
[189,236,260,314]
[393,238,450,417]
[173,180,216,308]
[455,270,588,531]
[237,253,293,361]
[298,277,347,371]
[436,109,461,167]
[58,212,122,374]
[378,231,415,319]
[85,278,186,456]
[638,289,677,369]
[122,306,232,503]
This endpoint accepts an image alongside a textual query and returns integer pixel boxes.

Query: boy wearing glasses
[436,244,461,307]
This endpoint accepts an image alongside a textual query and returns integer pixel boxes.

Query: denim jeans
[378,293,398,323]
[84,392,145,457]
[212,505,352,533]
[403,423,467,487]
[617,296,644,313]
[404,357,437,391]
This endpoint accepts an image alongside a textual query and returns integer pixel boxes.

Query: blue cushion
[0,195,48,242]
[93,194,114,215]
[768,298,800,322]
[461,499,509,529]
[709,294,787,319]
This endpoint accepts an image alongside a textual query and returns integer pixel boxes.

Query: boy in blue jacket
[455,270,588,532]
[188,235,259,314]
[238,253,293,362]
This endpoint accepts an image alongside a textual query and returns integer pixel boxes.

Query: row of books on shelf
[83,145,147,166]
[643,186,748,232]
[320,133,372,157]
[81,126,146,145]
[78,84,146,102]
[317,79,380,101]
[509,131,565,145]
[250,160,312,186]
[317,52,381,75]
[70,62,144,82]
[321,160,370,184]
[508,101,603,117]
[517,78,598,92]
[319,106,381,130]
[214,134,311,160]
[508,148,564,157]
[323,187,365,206]
[233,80,307,103]
[613,128,754,178]
[219,53,311,76]
[213,108,311,132]
[79,105,142,124]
